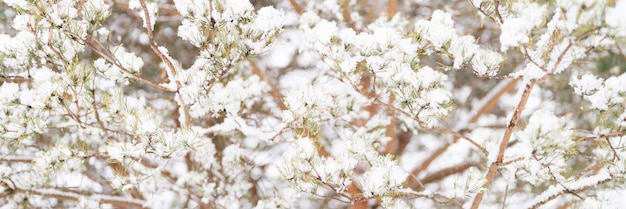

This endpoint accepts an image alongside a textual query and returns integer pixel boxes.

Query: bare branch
[288,0,304,15]
[471,79,539,209]
[0,156,33,163]
[420,162,478,185]
[387,0,397,17]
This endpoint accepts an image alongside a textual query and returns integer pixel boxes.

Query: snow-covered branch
[2,0,626,208]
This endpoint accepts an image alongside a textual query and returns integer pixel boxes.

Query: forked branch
[471,79,538,209]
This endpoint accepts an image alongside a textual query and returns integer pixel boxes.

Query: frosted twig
[374,98,488,155]
[137,0,190,127]
[13,187,147,208]
[523,172,612,209]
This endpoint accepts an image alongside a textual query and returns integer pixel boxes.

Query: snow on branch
[523,171,613,209]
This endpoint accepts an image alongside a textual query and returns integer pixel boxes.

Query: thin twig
[374,99,488,155]
[136,0,178,79]
[549,40,573,74]
[137,0,190,127]
[500,156,524,166]
[400,190,463,208]
[83,35,173,92]
[466,0,500,24]
[525,172,612,209]
[493,0,504,23]
[522,46,548,72]
[603,137,621,161]
[580,131,626,141]
[91,90,109,136]
[574,161,607,180]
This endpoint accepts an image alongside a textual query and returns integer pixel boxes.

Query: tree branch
[420,162,477,185]
[0,156,33,163]
[288,0,304,15]
[375,98,488,155]
[341,0,357,30]
[387,0,397,17]
[12,187,147,209]
[525,172,612,209]
[471,79,538,209]
[137,0,190,127]
[407,144,450,189]
[467,78,520,125]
